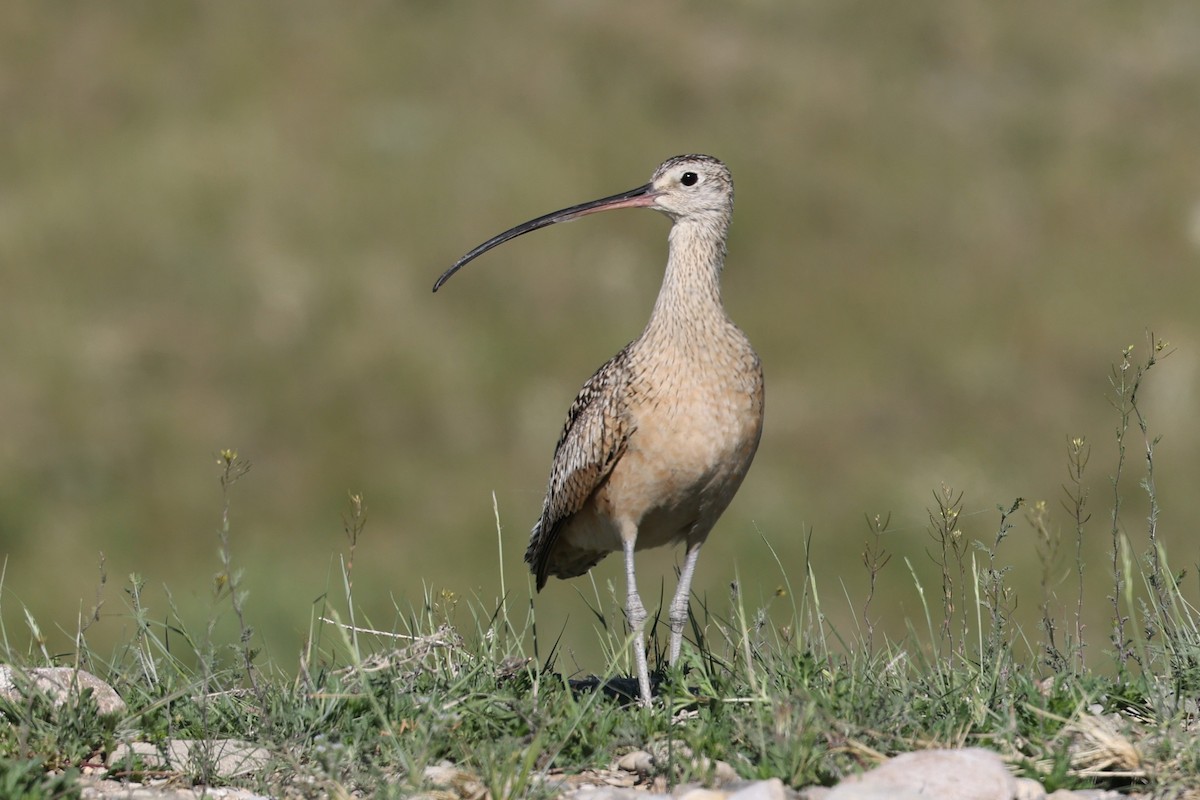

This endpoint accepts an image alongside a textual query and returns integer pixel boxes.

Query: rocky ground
[4,667,1193,800]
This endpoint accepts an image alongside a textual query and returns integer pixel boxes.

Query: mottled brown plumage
[435,155,764,705]
[525,345,636,584]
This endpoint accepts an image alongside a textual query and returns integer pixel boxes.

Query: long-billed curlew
[434,155,764,705]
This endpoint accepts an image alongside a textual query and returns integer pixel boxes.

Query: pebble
[108,739,271,779]
[825,748,1015,800]
[79,779,271,800]
[0,665,127,715]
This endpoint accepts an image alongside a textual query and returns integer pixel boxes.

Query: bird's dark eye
[681,171,699,186]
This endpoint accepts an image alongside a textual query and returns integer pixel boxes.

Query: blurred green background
[2,2,1198,670]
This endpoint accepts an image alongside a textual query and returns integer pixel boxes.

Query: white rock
[827,748,1016,800]
[571,788,665,800]
[676,788,727,800]
[727,778,789,800]
[423,762,488,798]
[108,739,270,779]
[825,787,927,800]
[0,665,126,715]
[79,776,272,799]
[616,749,656,774]
[1014,776,1046,799]
[798,788,832,800]
[691,756,739,785]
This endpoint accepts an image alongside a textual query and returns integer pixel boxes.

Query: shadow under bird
[434,154,764,706]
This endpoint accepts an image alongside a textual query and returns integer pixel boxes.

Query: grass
[0,340,1198,798]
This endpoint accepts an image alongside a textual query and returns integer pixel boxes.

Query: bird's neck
[642,218,730,342]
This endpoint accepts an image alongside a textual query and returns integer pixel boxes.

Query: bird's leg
[668,540,703,664]
[622,533,652,706]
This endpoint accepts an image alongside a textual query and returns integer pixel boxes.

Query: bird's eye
[680,171,699,187]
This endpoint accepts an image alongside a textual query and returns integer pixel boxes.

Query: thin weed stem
[1106,335,1171,671]
[861,513,892,653]
[214,449,257,694]
[1063,435,1091,674]
[926,484,966,659]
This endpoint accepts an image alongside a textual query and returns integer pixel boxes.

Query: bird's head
[645,154,734,223]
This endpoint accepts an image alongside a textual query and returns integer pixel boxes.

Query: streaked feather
[525,347,635,588]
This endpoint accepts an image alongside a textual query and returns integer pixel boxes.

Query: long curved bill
[433,182,659,292]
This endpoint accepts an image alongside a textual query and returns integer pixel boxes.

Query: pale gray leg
[622,535,652,706]
[668,541,702,664]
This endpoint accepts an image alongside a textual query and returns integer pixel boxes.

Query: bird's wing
[525,348,634,589]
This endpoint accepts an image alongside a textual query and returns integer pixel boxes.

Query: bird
[433,154,764,705]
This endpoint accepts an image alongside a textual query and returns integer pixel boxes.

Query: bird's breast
[594,332,764,549]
